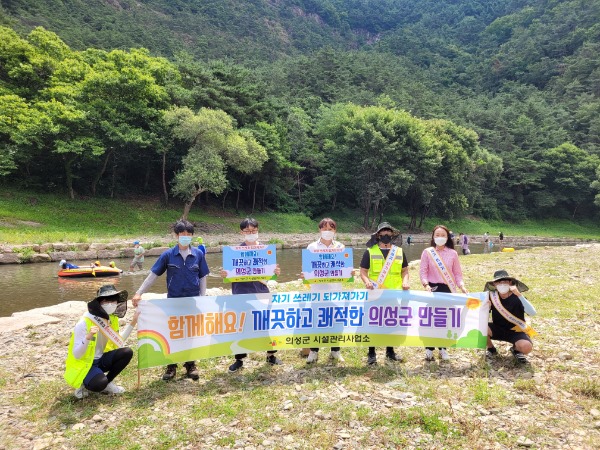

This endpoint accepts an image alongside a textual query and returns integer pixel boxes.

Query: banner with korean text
[137,290,489,369]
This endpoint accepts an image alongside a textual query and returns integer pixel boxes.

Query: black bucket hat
[93,284,128,303]
[366,222,401,247]
[90,284,128,318]
[484,269,529,292]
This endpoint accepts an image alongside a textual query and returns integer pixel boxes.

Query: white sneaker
[102,381,125,395]
[74,385,89,399]
[306,350,318,364]
[330,351,345,362]
[439,349,450,360]
[425,349,435,361]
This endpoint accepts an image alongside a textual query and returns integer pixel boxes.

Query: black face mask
[379,235,393,244]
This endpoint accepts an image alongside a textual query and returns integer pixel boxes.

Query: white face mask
[320,230,335,240]
[244,233,258,243]
[178,235,193,247]
[495,283,510,294]
[434,237,447,246]
[101,302,117,315]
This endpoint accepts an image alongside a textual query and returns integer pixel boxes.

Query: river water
[0,241,559,317]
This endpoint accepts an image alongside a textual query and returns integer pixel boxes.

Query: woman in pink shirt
[420,225,468,361]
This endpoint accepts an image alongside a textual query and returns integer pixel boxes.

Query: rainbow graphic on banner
[138,330,171,355]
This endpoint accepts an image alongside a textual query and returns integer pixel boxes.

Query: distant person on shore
[459,233,470,255]
[483,232,490,254]
[485,269,537,364]
[132,220,209,381]
[406,234,413,245]
[420,224,468,361]
[499,231,504,249]
[197,237,206,255]
[360,221,408,365]
[129,240,145,272]
[305,218,345,364]
[59,259,79,270]
[221,217,282,372]
[64,284,139,399]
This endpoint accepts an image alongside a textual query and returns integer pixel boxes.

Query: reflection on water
[0,241,561,317]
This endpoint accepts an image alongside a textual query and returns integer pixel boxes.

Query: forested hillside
[1,0,600,226]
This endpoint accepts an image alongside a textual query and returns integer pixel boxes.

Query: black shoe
[367,353,377,365]
[162,365,177,381]
[510,347,528,364]
[486,347,498,358]
[386,352,404,362]
[183,362,199,380]
[228,359,244,372]
[266,355,282,366]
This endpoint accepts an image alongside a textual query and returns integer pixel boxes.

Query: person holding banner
[131,220,209,381]
[64,284,138,399]
[359,221,408,365]
[305,218,346,364]
[420,224,468,361]
[484,269,536,363]
[224,217,282,372]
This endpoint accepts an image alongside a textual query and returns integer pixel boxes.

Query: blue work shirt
[151,245,210,298]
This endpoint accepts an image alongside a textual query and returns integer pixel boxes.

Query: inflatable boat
[58,266,123,278]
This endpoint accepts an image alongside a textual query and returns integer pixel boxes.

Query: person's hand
[364,279,375,290]
[86,326,98,341]
[220,269,227,278]
[274,264,281,276]
[460,285,469,294]
[424,284,432,292]
[130,309,141,327]
[402,280,410,290]
[509,285,521,296]
[299,272,305,279]
[132,293,142,307]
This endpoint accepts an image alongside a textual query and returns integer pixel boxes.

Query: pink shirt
[419,246,465,289]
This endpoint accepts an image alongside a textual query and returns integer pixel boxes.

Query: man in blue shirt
[132,220,210,381]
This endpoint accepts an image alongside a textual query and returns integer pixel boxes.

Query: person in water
[59,259,79,270]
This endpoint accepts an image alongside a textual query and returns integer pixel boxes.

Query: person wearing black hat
[484,270,537,363]
[359,221,409,365]
[64,284,139,399]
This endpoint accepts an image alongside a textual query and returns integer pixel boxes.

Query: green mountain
[2,0,600,222]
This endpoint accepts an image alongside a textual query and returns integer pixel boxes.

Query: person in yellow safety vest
[359,222,409,365]
[64,284,139,399]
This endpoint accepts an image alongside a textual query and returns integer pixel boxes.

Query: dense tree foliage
[1,0,600,225]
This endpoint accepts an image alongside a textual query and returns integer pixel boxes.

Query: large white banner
[137,289,489,369]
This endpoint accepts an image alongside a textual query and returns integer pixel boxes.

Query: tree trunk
[251,179,257,214]
[182,189,202,220]
[182,201,193,221]
[64,156,76,200]
[110,153,117,198]
[261,186,266,212]
[235,189,240,213]
[91,148,113,196]
[162,151,168,205]
[222,189,229,210]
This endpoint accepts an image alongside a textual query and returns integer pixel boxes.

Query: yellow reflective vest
[64,315,119,388]
[368,244,404,289]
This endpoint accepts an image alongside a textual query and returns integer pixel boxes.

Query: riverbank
[0,244,599,449]
[0,232,593,265]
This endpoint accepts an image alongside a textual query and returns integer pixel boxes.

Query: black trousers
[426,282,451,351]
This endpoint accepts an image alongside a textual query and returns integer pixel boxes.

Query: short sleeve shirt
[151,245,210,298]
